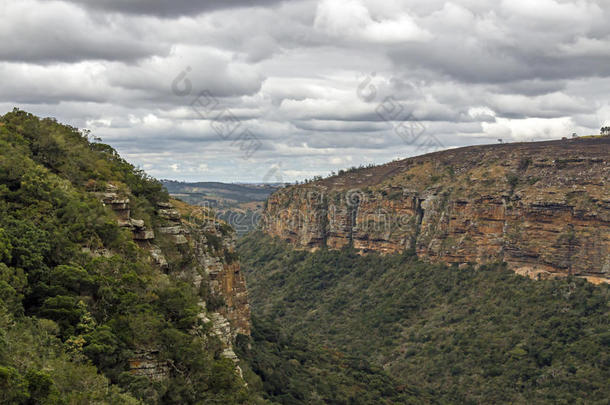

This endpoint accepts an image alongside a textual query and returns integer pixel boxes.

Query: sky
[1,0,609,182]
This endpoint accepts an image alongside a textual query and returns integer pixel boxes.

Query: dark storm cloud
[293,120,390,132]
[64,0,285,17]
[495,80,567,97]
[386,0,610,85]
[0,40,164,64]
[0,0,169,63]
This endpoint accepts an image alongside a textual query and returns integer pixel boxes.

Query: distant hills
[161,180,282,204]
[161,180,284,235]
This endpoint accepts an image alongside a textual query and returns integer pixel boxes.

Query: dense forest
[238,232,610,404]
[237,316,422,404]
[0,110,252,403]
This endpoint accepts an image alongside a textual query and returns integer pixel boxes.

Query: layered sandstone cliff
[262,137,610,283]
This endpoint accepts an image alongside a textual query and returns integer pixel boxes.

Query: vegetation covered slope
[238,232,610,404]
[235,316,422,404]
[0,110,251,403]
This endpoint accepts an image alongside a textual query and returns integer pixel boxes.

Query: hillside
[238,232,610,404]
[261,137,610,282]
[0,109,255,403]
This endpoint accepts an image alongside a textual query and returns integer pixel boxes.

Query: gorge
[1,110,609,404]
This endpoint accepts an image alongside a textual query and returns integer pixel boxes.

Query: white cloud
[0,0,166,63]
[500,0,602,26]
[314,0,431,43]
[482,117,575,141]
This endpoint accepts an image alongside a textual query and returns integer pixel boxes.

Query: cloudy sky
[2,0,609,182]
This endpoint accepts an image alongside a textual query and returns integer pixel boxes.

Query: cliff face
[97,186,251,376]
[183,212,251,338]
[262,137,610,283]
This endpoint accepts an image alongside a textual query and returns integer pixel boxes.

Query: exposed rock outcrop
[187,222,251,337]
[96,185,156,242]
[94,186,251,379]
[128,350,170,381]
[262,137,610,283]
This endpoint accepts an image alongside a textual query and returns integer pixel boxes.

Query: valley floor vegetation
[238,232,609,404]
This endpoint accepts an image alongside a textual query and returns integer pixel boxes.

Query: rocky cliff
[170,199,251,338]
[95,184,251,376]
[262,137,610,283]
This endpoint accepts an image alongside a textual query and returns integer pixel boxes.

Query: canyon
[2,110,608,403]
[262,137,610,283]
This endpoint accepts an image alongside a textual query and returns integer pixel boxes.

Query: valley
[4,1,609,403]
[238,232,610,404]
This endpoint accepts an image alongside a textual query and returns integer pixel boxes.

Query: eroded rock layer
[262,137,610,283]
[96,186,251,378]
